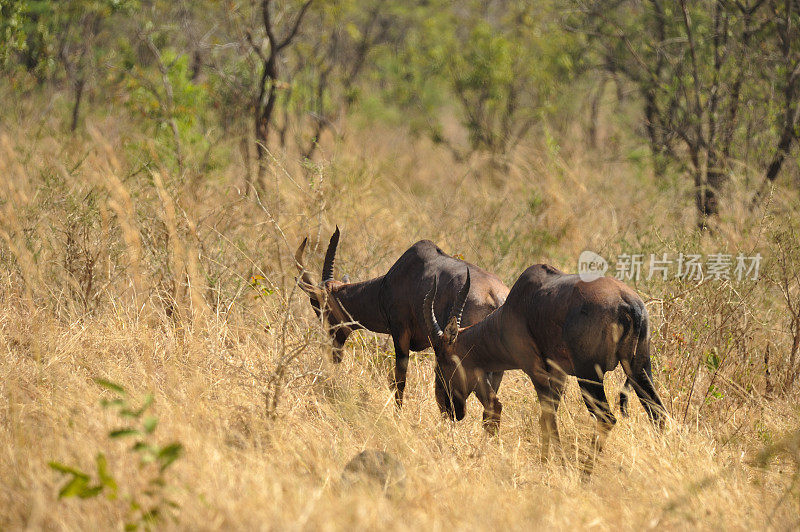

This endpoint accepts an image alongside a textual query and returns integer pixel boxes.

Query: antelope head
[424,268,471,420]
[295,226,354,362]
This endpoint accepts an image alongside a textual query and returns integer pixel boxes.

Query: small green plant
[704,348,721,372]
[249,274,275,299]
[49,379,183,531]
[704,384,724,404]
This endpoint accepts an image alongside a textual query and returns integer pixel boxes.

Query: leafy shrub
[49,379,183,531]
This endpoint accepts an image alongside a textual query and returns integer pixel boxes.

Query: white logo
[578,250,608,282]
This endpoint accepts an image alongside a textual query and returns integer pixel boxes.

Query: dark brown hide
[427,264,666,476]
[296,228,509,420]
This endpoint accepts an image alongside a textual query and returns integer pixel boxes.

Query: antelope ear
[443,316,460,344]
[298,279,324,301]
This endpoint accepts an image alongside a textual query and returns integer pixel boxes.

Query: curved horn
[443,269,470,344]
[424,278,444,340]
[322,226,340,283]
[453,268,471,329]
[294,237,314,286]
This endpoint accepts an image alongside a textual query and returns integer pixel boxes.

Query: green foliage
[3,0,589,162]
[704,347,721,373]
[381,0,583,156]
[704,384,723,404]
[0,0,27,67]
[50,379,183,530]
[2,0,135,78]
[2,0,796,209]
[249,274,275,299]
[122,43,211,170]
[573,0,800,217]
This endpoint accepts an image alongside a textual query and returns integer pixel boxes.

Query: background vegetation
[1,0,799,528]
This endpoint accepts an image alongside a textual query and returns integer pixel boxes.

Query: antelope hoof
[482,417,500,436]
[482,409,502,435]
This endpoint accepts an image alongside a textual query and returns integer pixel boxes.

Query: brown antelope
[295,227,510,421]
[424,264,667,476]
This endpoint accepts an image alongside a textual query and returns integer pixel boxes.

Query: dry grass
[1,97,799,530]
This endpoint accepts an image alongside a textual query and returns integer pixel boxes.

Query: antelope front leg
[531,370,566,464]
[578,376,617,480]
[391,332,411,408]
[475,369,502,435]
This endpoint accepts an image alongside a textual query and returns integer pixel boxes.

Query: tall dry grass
[1,92,799,530]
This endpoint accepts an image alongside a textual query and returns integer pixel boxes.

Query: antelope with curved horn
[424,264,667,476]
[295,227,509,421]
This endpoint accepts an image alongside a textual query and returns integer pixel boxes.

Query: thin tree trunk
[750,0,800,209]
[255,76,277,191]
[587,77,606,150]
[70,76,85,133]
[250,0,314,193]
[701,151,726,219]
[750,108,799,209]
[240,135,253,196]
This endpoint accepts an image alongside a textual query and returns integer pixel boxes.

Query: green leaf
[95,453,118,498]
[95,379,127,395]
[141,507,161,523]
[138,393,154,412]
[704,348,721,372]
[58,475,90,499]
[121,394,154,418]
[78,484,104,499]
[109,428,140,438]
[142,416,158,434]
[100,398,125,409]
[49,462,89,479]
[705,384,724,403]
[157,443,183,472]
[132,441,153,453]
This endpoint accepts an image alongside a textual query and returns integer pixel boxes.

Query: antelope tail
[618,301,644,416]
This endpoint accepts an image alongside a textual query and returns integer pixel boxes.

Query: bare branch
[245,29,267,63]
[277,0,314,52]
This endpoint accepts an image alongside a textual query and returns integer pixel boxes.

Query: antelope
[424,264,667,476]
[294,227,510,421]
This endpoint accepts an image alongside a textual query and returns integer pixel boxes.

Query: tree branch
[277,0,314,52]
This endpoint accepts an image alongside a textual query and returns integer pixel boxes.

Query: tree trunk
[70,76,85,133]
[254,51,278,193]
[587,77,606,150]
[240,136,253,196]
[700,151,727,219]
[643,87,668,179]
[750,107,799,209]
[255,93,275,191]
